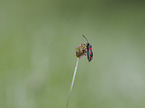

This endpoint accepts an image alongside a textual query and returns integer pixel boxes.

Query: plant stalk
[66,57,79,108]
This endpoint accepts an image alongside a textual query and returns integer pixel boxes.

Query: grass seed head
[75,43,87,58]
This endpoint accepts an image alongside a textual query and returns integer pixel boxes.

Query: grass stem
[66,58,79,108]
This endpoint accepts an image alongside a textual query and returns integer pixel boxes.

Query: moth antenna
[82,34,89,43]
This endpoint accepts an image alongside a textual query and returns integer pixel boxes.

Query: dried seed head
[75,43,87,58]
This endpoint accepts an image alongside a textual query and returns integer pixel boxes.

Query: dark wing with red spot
[87,43,93,62]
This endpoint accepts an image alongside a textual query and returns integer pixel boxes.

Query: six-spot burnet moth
[82,34,93,62]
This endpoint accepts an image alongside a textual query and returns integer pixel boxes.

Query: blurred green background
[0,0,145,108]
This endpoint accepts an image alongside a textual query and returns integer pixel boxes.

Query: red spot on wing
[89,52,92,55]
[89,47,91,50]
[89,56,92,59]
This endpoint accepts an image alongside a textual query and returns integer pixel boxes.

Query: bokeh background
[0,0,145,108]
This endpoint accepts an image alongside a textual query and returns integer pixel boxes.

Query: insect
[82,34,93,62]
